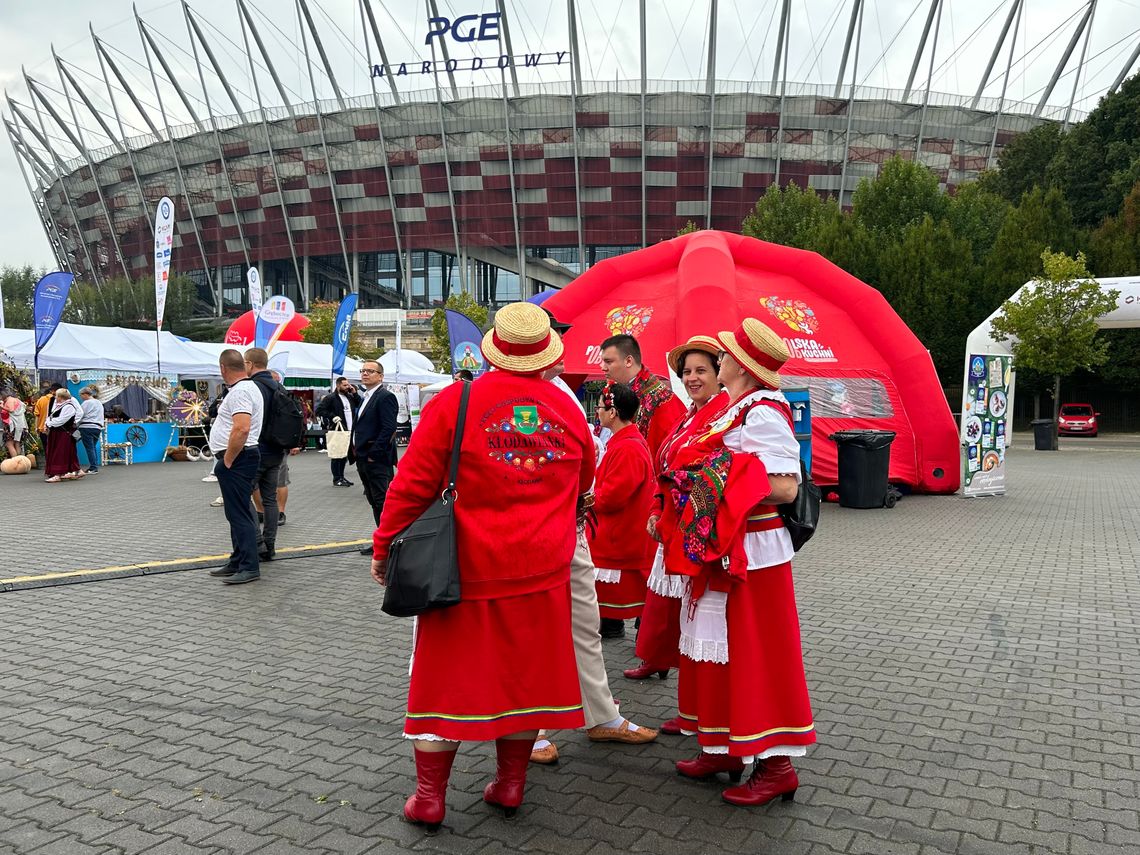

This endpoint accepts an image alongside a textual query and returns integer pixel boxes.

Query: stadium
[6,0,1140,317]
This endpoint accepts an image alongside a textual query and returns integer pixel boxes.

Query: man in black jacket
[244,348,285,561]
[352,360,398,553]
[316,376,360,487]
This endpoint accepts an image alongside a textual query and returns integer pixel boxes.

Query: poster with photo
[961,353,1012,497]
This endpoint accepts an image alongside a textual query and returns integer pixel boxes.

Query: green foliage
[984,187,1079,310]
[0,265,46,329]
[741,182,841,249]
[1089,181,1140,277]
[429,292,488,369]
[977,123,1062,205]
[62,275,197,333]
[946,183,1011,264]
[676,220,702,236]
[990,251,1119,414]
[851,157,948,237]
[301,299,376,358]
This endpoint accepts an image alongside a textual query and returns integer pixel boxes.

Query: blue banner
[445,309,486,378]
[331,293,358,376]
[254,295,296,350]
[33,271,75,361]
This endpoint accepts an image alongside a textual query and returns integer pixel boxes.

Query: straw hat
[481,302,564,374]
[667,334,722,377]
[715,318,790,390]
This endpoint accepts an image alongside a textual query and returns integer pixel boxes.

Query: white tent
[378,348,450,384]
[0,323,362,380]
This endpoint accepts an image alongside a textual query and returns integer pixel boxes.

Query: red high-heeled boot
[403,747,457,831]
[675,752,745,782]
[623,661,670,680]
[722,756,798,806]
[483,737,534,817]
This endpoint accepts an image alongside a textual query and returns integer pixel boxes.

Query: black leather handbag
[779,459,821,552]
[381,382,470,617]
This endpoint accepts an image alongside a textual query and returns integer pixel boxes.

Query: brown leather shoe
[530,740,559,764]
[586,720,658,744]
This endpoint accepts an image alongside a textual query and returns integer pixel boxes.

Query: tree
[741,182,842,250]
[429,292,488,369]
[850,157,948,237]
[1089,181,1140,277]
[676,220,702,236]
[976,123,1062,205]
[300,298,375,358]
[946,182,1011,264]
[62,275,197,333]
[990,250,1119,447]
[984,186,1079,311]
[0,265,44,329]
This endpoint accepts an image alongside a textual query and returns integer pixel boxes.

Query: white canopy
[0,323,362,380]
[379,348,451,384]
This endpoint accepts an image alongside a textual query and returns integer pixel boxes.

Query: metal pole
[137,18,205,131]
[705,0,718,229]
[835,0,861,98]
[297,0,346,110]
[973,0,1021,108]
[1109,39,1140,94]
[988,0,1023,167]
[1035,1,1095,117]
[774,6,790,186]
[771,0,790,94]
[236,1,303,298]
[640,0,647,248]
[496,0,521,97]
[360,0,401,104]
[427,0,460,99]
[1063,0,1097,131]
[5,117,67,271]
[839,0,864,207]
[184,6,247,120]
[915,0,943,156]
[496,17,526,299]
[237,0,296,118]
[904,0,940,101]
[567,0,585,269]
[93,32,161,139]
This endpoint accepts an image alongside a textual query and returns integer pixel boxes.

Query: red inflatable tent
[223,310,310,346]
[543,230,959,494]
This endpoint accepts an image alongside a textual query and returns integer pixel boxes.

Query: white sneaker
[210,496,224,507]
[201,474,218,482]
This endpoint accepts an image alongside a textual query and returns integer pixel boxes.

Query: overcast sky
[2,0,1138,271]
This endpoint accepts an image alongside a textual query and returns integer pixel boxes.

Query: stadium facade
[6,0,1137,316]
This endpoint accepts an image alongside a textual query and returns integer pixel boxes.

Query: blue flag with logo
[331,293,358,376]
[33,271,75,364]
[445,309,486,378]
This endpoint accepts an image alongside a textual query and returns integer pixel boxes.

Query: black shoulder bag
[381,382,470,617]
[743,401,821,552]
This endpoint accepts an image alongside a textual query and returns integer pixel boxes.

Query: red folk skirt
[595,567,648,619]
[635,589,681,668]
[45,427,80,477]
[677,561,816,757]
[404,581,585,742]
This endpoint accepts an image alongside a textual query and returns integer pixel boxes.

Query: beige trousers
[570,532,620,728]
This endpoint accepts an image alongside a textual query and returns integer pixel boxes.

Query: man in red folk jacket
[599,333,686,638]
[590,382,656,621]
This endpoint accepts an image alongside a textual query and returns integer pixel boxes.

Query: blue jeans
[78,427,101,470]
[217,447,261,574]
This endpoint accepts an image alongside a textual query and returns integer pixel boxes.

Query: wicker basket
[165,445,191,462]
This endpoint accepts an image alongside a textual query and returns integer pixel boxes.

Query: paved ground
[2,443,1139,853]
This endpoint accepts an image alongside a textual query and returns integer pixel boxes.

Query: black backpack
[252,376,304,451]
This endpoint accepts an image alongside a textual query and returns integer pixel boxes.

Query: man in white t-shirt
[208,348,265,585]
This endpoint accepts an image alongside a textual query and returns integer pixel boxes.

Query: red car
[1058,403,1099,437]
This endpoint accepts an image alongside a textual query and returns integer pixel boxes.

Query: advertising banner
[331,293,358,377]
[33,271,75,365]
[255,295,296,351]
[247,267,263,317]
[961,353,1012,497]
[154,196,174,329]
[445,309,486,378]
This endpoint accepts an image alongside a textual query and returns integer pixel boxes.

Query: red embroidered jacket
[588,424,655,571]
[373,372,595,599]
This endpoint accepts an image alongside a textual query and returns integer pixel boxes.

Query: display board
[961,354,1012,497]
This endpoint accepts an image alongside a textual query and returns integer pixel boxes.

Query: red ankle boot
[483,737,534,817]
[722,756,798,806]
[659,715,684,735]
[675,752,745,782]
[623,661,670,680]
[404,748,457,831]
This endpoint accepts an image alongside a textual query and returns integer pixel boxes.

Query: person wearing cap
[627,336,728,731]
[598,333,687,639]
[370,302,596,830]
[661,317,815,807]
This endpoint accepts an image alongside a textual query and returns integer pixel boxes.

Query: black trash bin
[1031,418,1056,451]
[829,430,897,509]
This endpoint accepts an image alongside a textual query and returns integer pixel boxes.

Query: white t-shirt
[209,379,263,454]
[338,393,354,431]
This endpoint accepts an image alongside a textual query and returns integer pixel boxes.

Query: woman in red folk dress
[628,337,727,731]
[661,317,815,807]
[371,302,595,830]
[589,382,655,621]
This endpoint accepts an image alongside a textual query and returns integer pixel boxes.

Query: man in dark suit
[316,376,361,486]
[353,360,398,554]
